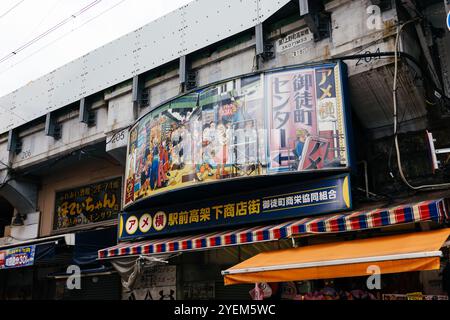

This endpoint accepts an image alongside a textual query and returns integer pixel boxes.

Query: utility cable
[22,0,61,42]
[0,0,25,20]
[0,0,127,76]
[0,0,102,65]
[392,20,450,191]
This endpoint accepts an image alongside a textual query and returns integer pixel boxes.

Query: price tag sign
[0,245,36,269]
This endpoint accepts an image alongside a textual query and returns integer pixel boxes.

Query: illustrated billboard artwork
[124,63,350,208]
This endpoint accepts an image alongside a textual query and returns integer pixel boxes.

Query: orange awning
[222,228,450,285]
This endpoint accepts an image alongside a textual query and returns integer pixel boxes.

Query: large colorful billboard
[124,62,351,208]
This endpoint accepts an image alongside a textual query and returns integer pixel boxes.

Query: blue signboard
[0,245,36,269]
[447,11,450,31]
[118,174,352,241]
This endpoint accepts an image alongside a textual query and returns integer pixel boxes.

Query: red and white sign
[139,213,152,233]
[0,251,5,268]
[126,216,139,235]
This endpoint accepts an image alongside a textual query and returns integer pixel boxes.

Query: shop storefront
[97,62,450,300]
[99,192,450,299]
[222,226,450,300]
[0,227,119,300]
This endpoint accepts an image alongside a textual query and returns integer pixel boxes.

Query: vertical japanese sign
[54,177,122,230]
[267,64,347,173]
[0,245,36,269]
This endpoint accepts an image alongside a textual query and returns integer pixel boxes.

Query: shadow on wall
[0,196,14,238]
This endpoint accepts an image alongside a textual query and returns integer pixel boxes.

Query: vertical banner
[267,68,317,172]
[267,65,346,173]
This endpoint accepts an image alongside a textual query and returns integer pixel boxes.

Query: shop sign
[53,177,123,230]
[123,265,176,300]
[0,245,36,270]
[276,28,314,53]
[118,174,351,241]
[124,62,352,208]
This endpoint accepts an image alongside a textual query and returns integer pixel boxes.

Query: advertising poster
[0,245,36,270]
[267,65,346,173]
[124,63,350,208]
[54,177,123,230]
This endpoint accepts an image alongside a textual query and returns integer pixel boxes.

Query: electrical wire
[0,0,127,76]
[0,159,11,170]
[393,19,450,191]
[0,0,102,65]
[0,0,25,20]
[22,0,61,42]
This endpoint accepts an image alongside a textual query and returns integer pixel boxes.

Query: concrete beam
[299,0,325,41]
[179,55,187,86]
[6,130,16,152]
[0,179,38,215]
[79,98,88,123]
[132,75,148,119]
[179,55,197,92]
[255,23,264,56]
[45,112,61,140]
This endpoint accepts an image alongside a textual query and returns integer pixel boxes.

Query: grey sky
[0,0,191,96]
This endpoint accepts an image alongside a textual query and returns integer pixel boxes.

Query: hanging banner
[54,177,123,230]
[124,62,351,208]
[0,245,36,270]
[123,265,177,300]
[118,174,351,241]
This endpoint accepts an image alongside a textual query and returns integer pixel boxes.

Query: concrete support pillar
[0,179,38,215]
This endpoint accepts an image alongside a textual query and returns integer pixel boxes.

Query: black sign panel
[54,177,122,230]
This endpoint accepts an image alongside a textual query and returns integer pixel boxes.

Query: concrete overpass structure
[0,0,448,238]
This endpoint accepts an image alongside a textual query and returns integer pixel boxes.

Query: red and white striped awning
[98,198,448,260]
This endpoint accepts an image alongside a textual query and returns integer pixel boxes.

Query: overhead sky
[0,0,192,96]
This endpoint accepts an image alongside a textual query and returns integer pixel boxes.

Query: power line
[0,0,128,158]
[0,0,127,77]
[0,0,102,65]
[22,0,62,42]
[0,0,25,20]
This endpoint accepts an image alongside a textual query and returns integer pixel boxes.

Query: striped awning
[98,198,448,259]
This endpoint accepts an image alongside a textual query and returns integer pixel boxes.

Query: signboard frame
[53,176,123,231]
[118,173,352,241]
[123,62,353,210]
[0,245,36,270]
